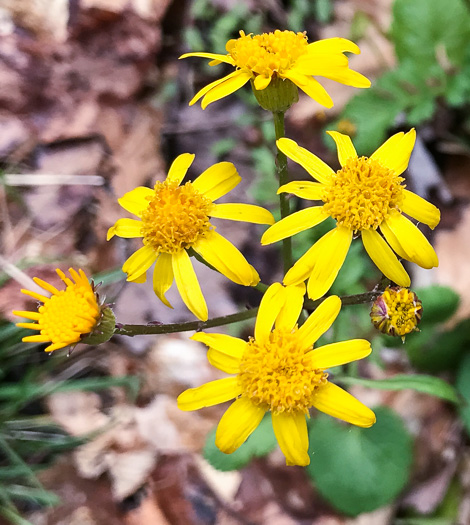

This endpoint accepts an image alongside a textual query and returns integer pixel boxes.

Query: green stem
[272,110,293,273]
[115,307,259,337]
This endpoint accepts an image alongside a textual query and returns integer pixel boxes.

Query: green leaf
[337,374,459,404]
[203,414,277,471]
[306,407,413,516]
[391,0,470,67]
[456,354,470,435]
[416,285,460,325]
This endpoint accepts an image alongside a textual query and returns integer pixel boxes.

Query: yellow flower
[178,283,375,466]
[107,153,274,321]
[261,129,440,300]
[13,268,104,353]
[370,286,422,339]
[180,30,370,109]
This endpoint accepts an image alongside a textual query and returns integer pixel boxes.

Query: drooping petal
[210,203,274,224]
[297,295,341,349]
[255,283,286,343]
[166,153,195,185]
[107,218,142,240]
[192,162,241,202]
[283,72,333,108]
[383,213,439,269]
[200,70,252,109]
[191,332,246,358]
[308,339,371,369]
[177,377,241,411]
[272,412,310,466]
[371,129,416,176]
[401,189,440,229]
[361,229,410,287]
[306,226,352,300]
[215,397,266,454]
[179,52,235,66]
[122,245,158,281]
[277,181,325,200]
[307,37,361,54]
[117,187,154,217]
[153,253,174,308]
[193,230,259,286]
[311,382,376,428]
[253,74,272,90]
[207,348,241,374]
[275,283,306,332]
[276,138,334,185]
[380,221,409,260]
[44,342,69,353]
[188,70,244,106]
[172,249,208,321]
[326,131,357,167]
[261,207,329,245]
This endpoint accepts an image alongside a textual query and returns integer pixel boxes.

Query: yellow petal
[297,295,341,349]
[275,283,306,332]
[191,332,246,358]
[200,70,252,109]
[307,37,361,54]
[177,377,241,411]
[172,249,208,321]
[215,397,265,454]
[118,186,154,216]
[253,74,272,90]
[401,189,440,230]
[383,213,439,269]
[166,153,195,185]
[153,253,174,308]
[261,207,328,245]
[20,289,49,303]
[255,282,286,343]
[22,334,51,343]
[188,71,242,106]
[107,218,142,240]
[361,229,410,287]
[207,348,241,374]
[272,412,310,466]
[283,72,333,108]
[371,129,416,176]
[210,203,274,225]
[326,131,357,167]
[179,51,235,65]
[12,311,41,321]
[309,339,371,369]
[193,230,259,286]
[311,382,376,428]
[379,221,409,260]
[276,138,334,185]
[16,322,40,330]
[192,162,241,202]
[306,226,352,300]
[294,52,348,75]
[44,342,68,353]
[122,245,157,281]
[33,278,59,295]
[277,181,325,200]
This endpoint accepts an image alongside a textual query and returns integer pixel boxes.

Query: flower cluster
[14,28,441,467]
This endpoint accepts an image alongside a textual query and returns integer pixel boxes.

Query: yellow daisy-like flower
[180,30,370,110]
[178,283,375,466]
[107,153,274,321]
[261,129,440,300]
[13,268,104,353]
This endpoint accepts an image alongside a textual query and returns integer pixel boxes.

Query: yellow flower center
[322,157,404,232]
[238,328,327,414]
[38,282,100,344]
[370,287,422,337]
[226,30,308,79]
[140,180,213,254]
